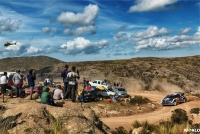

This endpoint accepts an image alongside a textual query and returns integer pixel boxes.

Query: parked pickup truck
[89,80,112,90]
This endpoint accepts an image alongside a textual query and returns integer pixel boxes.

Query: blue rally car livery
[161,92,187,106]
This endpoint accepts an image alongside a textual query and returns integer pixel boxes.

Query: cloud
[131,26,171,41]
[134,26,200,52]
[0,42,57,57]
[63,25,96,35]
[179,27,191,35]
[25,45,56,55]
[60,37,109,55]
[0,18,22,33]
[57,4,99,35]
[113,32,128,43]
[128,0,178,12]
[197,2,200,7]
[42,27,57,35]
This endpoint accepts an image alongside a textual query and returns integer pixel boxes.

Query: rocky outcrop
[1,99,112,134]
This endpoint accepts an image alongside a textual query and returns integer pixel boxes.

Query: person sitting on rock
[41,86,55,106]
[53,85,64,100]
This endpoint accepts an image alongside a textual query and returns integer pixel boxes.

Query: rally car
[161,92,187,106]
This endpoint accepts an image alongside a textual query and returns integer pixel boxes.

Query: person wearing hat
[12,69,22,98]
[41,86,55,105]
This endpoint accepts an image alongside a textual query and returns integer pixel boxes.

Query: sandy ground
[100,91,200,130]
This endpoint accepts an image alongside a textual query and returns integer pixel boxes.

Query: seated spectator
[41,86,55,106]
[112,95,118,102]
[53,85,64,100]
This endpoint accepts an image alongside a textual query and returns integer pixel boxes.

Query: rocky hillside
[0,99,112,134]
[1,55,200,92]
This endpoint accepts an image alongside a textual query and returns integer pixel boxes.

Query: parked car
[114,87,128,98]
[26,85,43,95]
[96,88,115,98]
[161,92,187,106]
[78,88,98,102]
[89,80,112,90]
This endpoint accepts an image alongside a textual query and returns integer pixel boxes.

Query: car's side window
[93,81,97,84]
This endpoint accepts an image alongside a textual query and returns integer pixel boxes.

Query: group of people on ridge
[0,64,80,105]
[40,65,80,105]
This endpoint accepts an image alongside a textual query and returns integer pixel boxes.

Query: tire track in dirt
[100,92,200,130]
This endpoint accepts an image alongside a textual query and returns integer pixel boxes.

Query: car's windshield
[117,88,125,91]
[165,95,175,98]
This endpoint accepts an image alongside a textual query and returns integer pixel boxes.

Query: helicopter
[4,41,17,47]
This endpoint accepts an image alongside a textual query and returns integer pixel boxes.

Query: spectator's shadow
[55,102,65,107]
[0,113,22,130]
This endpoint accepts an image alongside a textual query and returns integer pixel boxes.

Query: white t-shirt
[0,75,7,84]
[53,89,64,100]
[67,72,79,85]
[45,78,50,83]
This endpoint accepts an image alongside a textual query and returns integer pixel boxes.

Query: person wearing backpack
[64,66,80,102]
[61,65,69,97]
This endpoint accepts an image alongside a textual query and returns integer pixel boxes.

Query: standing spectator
[114,82,116,87]
[83,77,87,89]
[27,69,36,100]
[86,84,91,90]
[86,78,89,87]
[64,66,80,102]
[12,70,22,98]
[53,85,64,100]
[44,77,51,86]
[0,72,13,102]
[49,76,53,87]
[61,65,69,97]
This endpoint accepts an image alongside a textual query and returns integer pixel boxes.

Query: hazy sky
[0,0,199,62]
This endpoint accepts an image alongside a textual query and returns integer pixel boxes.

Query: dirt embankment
[100,91,200,130]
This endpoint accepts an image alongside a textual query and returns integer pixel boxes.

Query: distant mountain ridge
[0,56,64,72]
[0,55,200,92]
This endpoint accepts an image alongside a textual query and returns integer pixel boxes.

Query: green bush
[171,108,188,124]
[132,120,141,128]
[190,108,200,115]
[111,126,128,134]
[130,96,150,105]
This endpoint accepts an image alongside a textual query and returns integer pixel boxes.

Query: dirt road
[100,91,200,130]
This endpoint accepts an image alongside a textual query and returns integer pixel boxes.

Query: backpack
[68,73,76,82]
